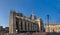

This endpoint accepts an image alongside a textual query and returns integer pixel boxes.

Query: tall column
[21,20,23,31]
[9,11,16,33]
[28,22,29,32]
[19,19,21,31]
[25,21,28,31]
[35,24,37,31]
[23,20,25,31]
[28,22,30,31]
[31,22,34,31]
[33,23,34,31]
[26,21,28,31]
[31,22,32,31]
[33,24,35,31]
[28,22,32,32]
[29,22,31,31]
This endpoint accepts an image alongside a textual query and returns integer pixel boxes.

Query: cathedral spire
[32,10,34,16]
[31,10,34,20]
[30,10,36,20]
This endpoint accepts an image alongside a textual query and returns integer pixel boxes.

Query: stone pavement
[0,32,60,35]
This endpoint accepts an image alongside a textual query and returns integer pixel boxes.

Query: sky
[0,0,60,27]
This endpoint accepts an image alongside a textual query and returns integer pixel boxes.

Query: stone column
[20,20,23,31]
[28,22,29,32]
[9,11,16,33]
[19,19,21,31]
[31,22,32,31]
[35,24,37,32]
[23,20,25,31]
[26,21,28,31]
[32,23,34,31]
[33,24,35,31]
[28,22,31,31]
[29,22,31,31]
[31,23,33,31]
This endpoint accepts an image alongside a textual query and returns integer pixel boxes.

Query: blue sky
[0,0,60,27]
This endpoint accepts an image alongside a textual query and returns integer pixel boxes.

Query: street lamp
[16,29,18,33]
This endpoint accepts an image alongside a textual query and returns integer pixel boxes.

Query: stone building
[9,10,44,33]
[0,26,9,33]
[45,23,60,32]
[0,26,3,32]
[4,27,9,33]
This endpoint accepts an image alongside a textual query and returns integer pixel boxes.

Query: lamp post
[16,29,18,33]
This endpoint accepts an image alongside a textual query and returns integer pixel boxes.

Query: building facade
[45,23,60,32]
[0,26,3,32]
[0,26,9,33]
[9,10,44,33]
